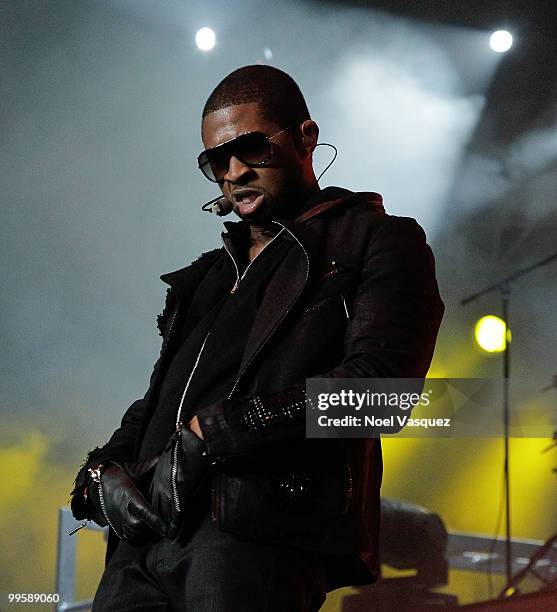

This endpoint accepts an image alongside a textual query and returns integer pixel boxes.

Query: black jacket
[71,186,444,589]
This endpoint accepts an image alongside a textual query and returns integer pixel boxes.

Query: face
[201,102,313,223]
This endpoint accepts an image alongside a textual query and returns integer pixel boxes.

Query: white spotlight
[195,27,216,51]
[264,47,273,61]
[489,30,513,53]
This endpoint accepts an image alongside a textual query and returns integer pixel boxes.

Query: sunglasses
[197,126,291,183]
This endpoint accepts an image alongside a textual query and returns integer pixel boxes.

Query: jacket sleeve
[197,217,444,458]
[70,289,176,519]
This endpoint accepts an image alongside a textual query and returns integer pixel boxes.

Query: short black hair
[202,65,310,128]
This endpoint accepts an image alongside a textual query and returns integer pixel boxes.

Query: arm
[196,217,444,458]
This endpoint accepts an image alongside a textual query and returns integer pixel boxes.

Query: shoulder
[371,214,427,241]
[327,196,428,247]
[336,192,427,242]
[156,247,224,337]
[159,247,223,285]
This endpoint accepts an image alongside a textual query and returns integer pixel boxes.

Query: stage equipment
[497,409,557,599]
[474,315,508,353]
[381,498,448,585]
[499,534,557,599]
[195,27,215,51]
[454,588,557,610]
[489,30,513,53]
[461,249,557,586]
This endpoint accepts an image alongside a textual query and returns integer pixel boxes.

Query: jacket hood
[294,186,384,222]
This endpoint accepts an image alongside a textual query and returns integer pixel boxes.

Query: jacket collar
[224,187,385,395]
[295,186,384,222]
[159,248,222,293]
[158,187,385,396]
[220,185,384,253]
[159,186,384,292]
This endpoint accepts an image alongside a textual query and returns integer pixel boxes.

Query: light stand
[461,249,557,587]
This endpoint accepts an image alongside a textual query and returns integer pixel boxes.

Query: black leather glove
[88,459,166,544]
[150,426,211,542]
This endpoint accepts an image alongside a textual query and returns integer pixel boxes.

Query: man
[70,65,444,611]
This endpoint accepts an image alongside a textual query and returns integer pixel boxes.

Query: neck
[249,223,276,246]
[276,178,322,222]
[246,224,276,263]
[295,179,321,216]
[249,179,321,242]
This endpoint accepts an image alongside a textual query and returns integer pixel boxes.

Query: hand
[88,460,165,543]
[150,426,210,542]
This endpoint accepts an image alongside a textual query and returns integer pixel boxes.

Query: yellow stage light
[474,315,511,352]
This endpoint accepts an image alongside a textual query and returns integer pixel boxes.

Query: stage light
[195,27,216,51]
[489,30,513,53]
[264,47,273,61]
[474,315,511,353]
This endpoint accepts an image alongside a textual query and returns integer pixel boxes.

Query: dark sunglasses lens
[198,132,273,182]
[200,151,229,183]
[235,132,271,165]
[198,152,217,182]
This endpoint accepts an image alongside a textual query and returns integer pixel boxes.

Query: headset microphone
[201,195,234,216]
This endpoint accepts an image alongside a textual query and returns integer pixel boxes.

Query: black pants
[92,515,328,612]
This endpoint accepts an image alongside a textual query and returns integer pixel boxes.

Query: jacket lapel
[234,219,318,392]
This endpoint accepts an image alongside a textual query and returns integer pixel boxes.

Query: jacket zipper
[88,466,123,539]
[171,332,210,513]
[303,293,350,319]
[211,473,219,523]
[222,238,241,293]
[96,481,122,538]
[343,462,353,514]
[212,222,309,522]
[222,228,285,294]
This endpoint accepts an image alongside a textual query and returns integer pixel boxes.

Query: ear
[294,120,319,157]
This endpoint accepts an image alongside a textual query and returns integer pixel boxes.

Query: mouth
[232,189,265,216]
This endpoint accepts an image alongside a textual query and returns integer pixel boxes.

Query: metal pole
[502,285,512,586]
[56,508,76,611]
[460,251,557,591]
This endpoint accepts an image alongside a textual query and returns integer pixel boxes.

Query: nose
[223,155,253,183]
